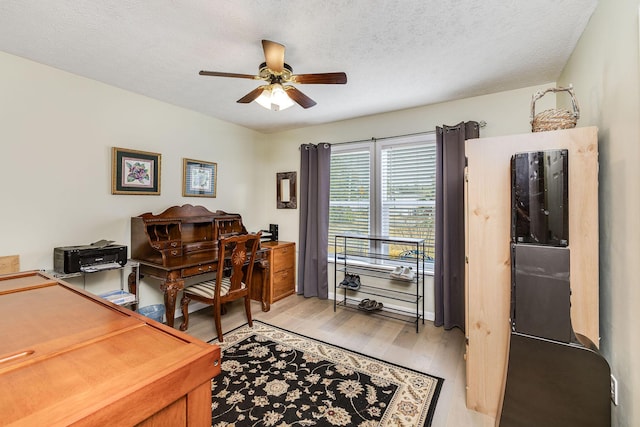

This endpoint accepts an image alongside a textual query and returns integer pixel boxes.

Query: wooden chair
[179,232,261,341]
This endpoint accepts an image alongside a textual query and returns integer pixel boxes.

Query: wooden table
[0,270,220,426]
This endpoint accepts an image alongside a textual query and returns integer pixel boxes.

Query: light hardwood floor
[179,294,496,427]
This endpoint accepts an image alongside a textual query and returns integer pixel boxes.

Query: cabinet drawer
[272,268,295,300]
[181,263,216,277]
[151,240,181,250]
[272,246,295,272]
[161,247,183,258]
[183,241,216,253]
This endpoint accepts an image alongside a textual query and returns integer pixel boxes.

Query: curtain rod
[331,120,487,146]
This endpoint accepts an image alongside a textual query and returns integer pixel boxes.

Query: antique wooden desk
[0,270,220,426]
[130,204,271,328]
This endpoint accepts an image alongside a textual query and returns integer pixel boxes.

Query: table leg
[160,278,184,328]
[127,265,140,312]
[259,259,271,312]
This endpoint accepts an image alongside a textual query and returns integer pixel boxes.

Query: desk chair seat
[179,232,261,342]
[184,277,235,299]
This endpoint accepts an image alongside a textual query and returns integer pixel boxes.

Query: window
[329,133,436,271]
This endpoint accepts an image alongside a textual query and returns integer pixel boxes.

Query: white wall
[0,51,267,306]
[558,1,640,425]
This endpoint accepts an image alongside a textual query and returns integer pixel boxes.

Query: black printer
[54,241,127,274]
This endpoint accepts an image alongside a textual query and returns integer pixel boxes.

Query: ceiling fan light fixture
[255,83,295,111]
[200,40,346,110]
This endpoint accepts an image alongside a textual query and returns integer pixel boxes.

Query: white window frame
[329,133,436,273]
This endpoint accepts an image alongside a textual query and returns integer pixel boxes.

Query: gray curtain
[297,143,331,298]
[434,121,480,331]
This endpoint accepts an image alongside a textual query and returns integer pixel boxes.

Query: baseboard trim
[173,301,208,321]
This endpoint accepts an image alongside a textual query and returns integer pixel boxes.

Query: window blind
[329,149,371,255]
[380,142,436,262]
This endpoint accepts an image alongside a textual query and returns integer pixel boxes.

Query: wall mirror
[277,172,297,209]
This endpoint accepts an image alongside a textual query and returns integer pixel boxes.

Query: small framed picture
[111,147,161,195]
[183,158,217,198]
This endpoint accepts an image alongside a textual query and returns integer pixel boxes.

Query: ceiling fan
[199,40,347,111]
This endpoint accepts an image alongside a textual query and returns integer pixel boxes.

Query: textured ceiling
[0,1,597,133]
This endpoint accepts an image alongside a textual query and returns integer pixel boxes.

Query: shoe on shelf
[399,266,415,281]
[358,298,372,309]
[356,298,383,312]
[339,273,361,290]
[339,273,352,288]
[348,274,361,290]
[371,301,383,311]
[362,299,383,312]
[390,266,403,278]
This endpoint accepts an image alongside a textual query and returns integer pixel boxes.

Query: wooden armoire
[464,126,600,420]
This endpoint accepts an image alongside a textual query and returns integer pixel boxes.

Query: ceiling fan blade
[285,87,317,109]
[262,40,285,73]
[290,72,347,84]
[199,70,259,79]
[237,87,266,104]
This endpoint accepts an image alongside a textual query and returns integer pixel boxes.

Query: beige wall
[0,51,267,305]
[558,1,640,425]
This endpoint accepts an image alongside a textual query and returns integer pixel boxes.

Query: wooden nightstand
[251,241,295,311]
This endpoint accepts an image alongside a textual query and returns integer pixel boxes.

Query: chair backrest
[217,232,261,299]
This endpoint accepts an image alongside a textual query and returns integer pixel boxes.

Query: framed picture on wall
[183,158,217,197]
[111,147,161,195]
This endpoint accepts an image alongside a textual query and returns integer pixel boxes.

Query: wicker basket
[530,85,580,132]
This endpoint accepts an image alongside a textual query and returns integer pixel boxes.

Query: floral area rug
[208,321,443,427]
